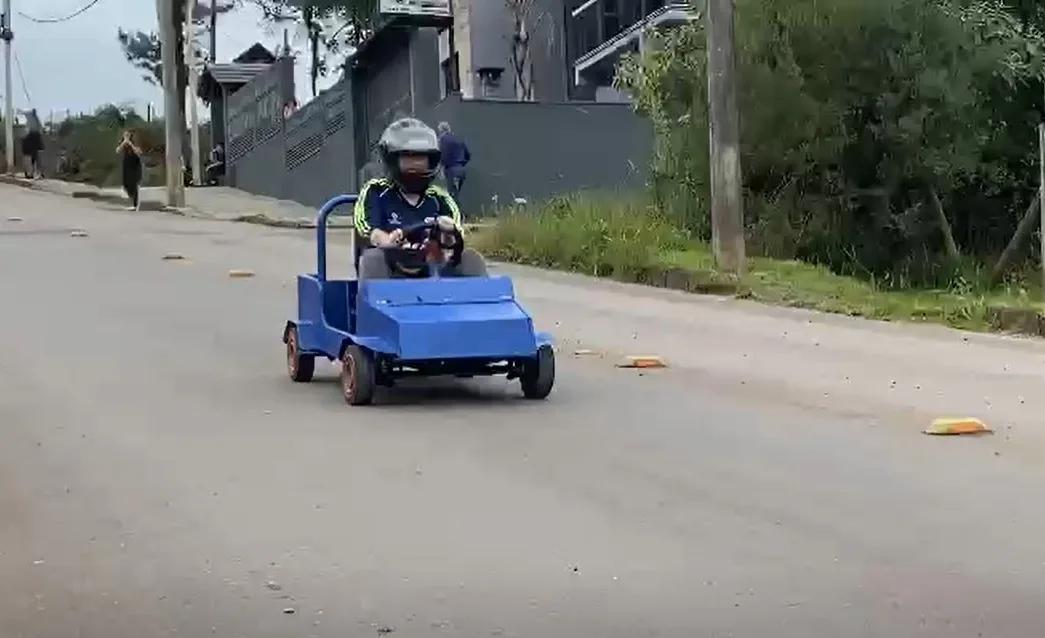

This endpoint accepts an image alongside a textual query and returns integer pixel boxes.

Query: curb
[69,190,173,212]
[230,213,353,229]
[0,174,179,214]
[490,255,740,298]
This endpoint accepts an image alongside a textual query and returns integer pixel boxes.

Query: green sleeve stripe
[354,179,381,235]
[428,184,462,226]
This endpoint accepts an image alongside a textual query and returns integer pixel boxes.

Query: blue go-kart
[282,194,556,405]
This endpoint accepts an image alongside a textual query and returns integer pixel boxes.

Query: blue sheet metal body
[286,194,552,366]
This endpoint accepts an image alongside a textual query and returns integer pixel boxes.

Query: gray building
[442,0,697,103]
[212,1,700,216]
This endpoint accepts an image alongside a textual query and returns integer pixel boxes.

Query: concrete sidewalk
[0,175,338,226]
[0,175,470,230]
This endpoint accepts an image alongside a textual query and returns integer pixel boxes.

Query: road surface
[2,184,1045,637]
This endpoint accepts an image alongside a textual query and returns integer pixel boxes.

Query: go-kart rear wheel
[341,345,376,406]
[286,326,315,383]
[520,344,555,400]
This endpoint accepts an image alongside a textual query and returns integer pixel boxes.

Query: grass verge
[470,193,1042,335]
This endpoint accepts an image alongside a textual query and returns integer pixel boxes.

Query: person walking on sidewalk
[437,121,470,204]
[20,127,43,179]
[116,130,143,211]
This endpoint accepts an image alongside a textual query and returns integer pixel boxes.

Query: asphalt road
[3,185,1045,637]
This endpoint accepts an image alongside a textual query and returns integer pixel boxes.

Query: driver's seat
[353,230,370,276]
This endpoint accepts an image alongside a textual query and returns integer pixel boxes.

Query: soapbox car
[282,194,555,405]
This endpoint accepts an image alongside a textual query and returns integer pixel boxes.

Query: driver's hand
[386,228,404,245]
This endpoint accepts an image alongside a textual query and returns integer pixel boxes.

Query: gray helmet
[378,118,442,194]
[379,117,440,154]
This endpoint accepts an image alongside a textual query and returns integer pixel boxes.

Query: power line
[18,0,104,24]
[12,48,30,106]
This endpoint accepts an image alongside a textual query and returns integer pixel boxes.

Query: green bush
[472,193,687,278]
[616,0,1045,286]
[49,104,210,188]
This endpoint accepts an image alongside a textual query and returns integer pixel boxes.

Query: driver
[354,118,488,280]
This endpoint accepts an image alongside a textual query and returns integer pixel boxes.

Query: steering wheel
[381,217,464,278]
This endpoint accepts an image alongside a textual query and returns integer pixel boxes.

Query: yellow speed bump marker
[228,269,255,278]
[923,417,992,436]
[70,230,88,237]
[616,355,666,369]
[162,252,186,261]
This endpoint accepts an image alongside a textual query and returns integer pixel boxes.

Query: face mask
[397,168,432,194]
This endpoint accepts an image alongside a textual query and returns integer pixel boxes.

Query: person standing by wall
[116,130,143,211]
[437,121,471,204]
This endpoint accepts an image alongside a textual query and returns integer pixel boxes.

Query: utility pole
[1038,123,1044,297]
[1,0,13,174]
[157,0,185,206]
[705,0,745,275]
[184,0,202,185]
[209,0,217,63]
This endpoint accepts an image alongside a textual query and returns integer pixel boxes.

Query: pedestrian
[437,121,470,203]
[116,129,143,211]
[20,125,43,179]
[204,143,225,185]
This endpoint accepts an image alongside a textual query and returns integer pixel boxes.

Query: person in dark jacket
[116,129,143,211]
[20,127,43,179]
[437,121,470,203]
[205,143,225,185]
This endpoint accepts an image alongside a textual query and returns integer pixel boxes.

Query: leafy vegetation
[42,106,213,188]
[475,0,1045,329]
[612,0,1045,288]
[472,193,1040,332]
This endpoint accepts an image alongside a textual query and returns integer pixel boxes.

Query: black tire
[341,344,376,406]
[520,344,555,400]
[286,326,315,383]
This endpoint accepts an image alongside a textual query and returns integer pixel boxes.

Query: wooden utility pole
[157,0,185,206]
[705,0,745,275]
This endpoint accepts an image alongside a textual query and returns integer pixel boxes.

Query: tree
[617,0,1045,284]
[504,0,554,101]
[116,1,236,88]
[249,0,375,96]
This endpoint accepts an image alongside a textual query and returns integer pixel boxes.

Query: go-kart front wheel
[286,326,315,383]
[341,344,376,406]
[520,344,555,400]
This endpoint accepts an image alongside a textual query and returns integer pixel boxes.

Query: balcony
[570,2,698,86]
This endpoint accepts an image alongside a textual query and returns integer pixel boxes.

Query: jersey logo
[388,211,401,226]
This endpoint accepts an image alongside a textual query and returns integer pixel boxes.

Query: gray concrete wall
[418,95,651,217]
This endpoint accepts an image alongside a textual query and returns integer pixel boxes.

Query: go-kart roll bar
[315,194,359,282]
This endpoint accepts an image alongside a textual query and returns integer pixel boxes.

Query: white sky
[9,0,338,121]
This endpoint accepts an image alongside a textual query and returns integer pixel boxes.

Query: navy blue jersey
[353,178,461,236]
